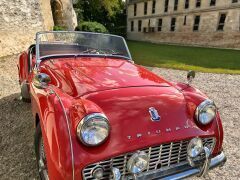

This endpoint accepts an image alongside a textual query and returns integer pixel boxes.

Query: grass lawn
[127,40,240,74]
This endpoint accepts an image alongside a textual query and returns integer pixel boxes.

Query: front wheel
[20,81,31,103]
[35,124,49,180]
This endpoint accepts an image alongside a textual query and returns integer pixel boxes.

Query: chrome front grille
[82,138,215,180]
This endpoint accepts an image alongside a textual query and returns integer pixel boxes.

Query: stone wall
[127,0,240,48]
[0,0,45,57]
[0,0,77,58]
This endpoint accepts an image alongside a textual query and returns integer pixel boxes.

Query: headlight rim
[195,99,217,125]
[187,137,204,158]
[76,113,110,147]
[127,151,149,174]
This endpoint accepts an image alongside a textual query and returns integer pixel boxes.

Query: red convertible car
[18,31,226,180]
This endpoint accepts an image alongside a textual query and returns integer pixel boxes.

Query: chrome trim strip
[35,33,40,68]
[137,151,226,180]
[216,115,222,152]
[51,89,75,180]
[40,54,132,61]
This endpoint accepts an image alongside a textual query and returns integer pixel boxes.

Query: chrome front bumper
[137,151,226,180]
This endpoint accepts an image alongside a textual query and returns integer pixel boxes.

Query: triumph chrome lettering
[127,121,193,140]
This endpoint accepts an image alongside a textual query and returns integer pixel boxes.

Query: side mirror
[33,73,51,89]
[187,70,196,85]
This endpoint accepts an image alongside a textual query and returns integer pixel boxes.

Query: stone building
[0,0,77,57]
[127,0,240,48]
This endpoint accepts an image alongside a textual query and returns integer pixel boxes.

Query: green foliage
[76,21,108,33]
[53,26,67,31]
[110,26,126,37]
[73,0,126,37]
[101,0,121,17]
[128,41,240,74]
[74,0,120,19]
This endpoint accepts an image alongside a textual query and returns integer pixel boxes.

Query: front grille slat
[146,147,151,171]
[83,138,215,180]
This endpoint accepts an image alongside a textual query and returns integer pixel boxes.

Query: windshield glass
[36,31,132,63]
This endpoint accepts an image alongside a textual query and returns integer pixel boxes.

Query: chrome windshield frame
[35,31,133,67]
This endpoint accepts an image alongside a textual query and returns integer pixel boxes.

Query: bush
[75,21,108,33]
[53,26,67,31]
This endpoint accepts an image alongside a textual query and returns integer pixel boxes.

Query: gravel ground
[0,55,239,179]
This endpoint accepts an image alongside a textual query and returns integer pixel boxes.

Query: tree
[74,0,120,21]
[73,0,126,36]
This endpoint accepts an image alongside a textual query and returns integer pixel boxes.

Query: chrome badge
[149,107,161,121]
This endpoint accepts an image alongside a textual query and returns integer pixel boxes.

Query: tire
[35,124,49,180]
[20,91,31,103]
[20,82,31,103]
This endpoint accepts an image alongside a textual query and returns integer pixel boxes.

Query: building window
[193,15,200,31]
[196,0,201,8]
[174,0,178,11]
[183,15,187,25]
[170,18,176,31]
[185,0,189,9]
[232,0,238,3]
[152,0,156,14]
[239,15,240,31]
[134,3,137,16]
[138,20,142,32]
[210,0,216,6]
[144,2,148,15]
[131,21,134,32]
[217,13,227,31]
[158,19,163,31]
[164,0,169,12]
[150,27,155,32]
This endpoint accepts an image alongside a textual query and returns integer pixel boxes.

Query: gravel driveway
[0,55,239,179]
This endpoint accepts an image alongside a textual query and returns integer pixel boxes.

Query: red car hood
[41,57,171,97]
[73,86,218,168]
[83,86,205,143]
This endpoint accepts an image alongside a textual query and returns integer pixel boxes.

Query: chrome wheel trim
[39,137,49,180]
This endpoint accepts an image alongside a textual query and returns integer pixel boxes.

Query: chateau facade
[127,0,240,48]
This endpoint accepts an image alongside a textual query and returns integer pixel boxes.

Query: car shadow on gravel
[0,93,38,179]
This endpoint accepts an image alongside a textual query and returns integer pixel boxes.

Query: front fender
[30,84,74,180]
[179,84,224,154]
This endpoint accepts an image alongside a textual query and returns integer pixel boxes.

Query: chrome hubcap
[39,137,49,180]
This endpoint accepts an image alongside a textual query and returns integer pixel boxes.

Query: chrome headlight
[187,138,203,158]
[195,99,217,125]
[77,113,110,146]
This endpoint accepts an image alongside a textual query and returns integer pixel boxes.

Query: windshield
[36,31,132,64]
